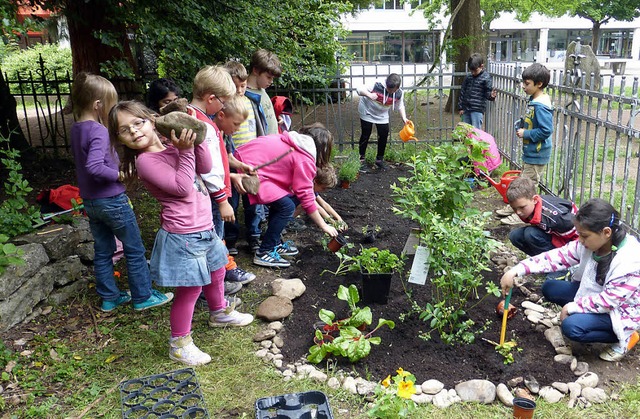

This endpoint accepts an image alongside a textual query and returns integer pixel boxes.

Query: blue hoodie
[522,93,553,165]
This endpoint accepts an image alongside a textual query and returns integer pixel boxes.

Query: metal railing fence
[6,60,640,232]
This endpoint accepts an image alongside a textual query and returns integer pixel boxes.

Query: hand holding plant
[367,368,417,418]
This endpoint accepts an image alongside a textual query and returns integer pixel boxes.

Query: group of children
[461,58,640,363]
[71,49,341,366]
[71,47,640,365]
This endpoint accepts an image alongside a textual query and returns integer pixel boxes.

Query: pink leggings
[170,267,225,338]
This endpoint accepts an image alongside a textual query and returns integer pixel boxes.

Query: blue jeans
[259,196,295,253]
[83,193,151,303]
[461,111,484,129]
[541,279,617,343]
[225,186,262,245]
[509,226,554,256]
[210,196,225,239]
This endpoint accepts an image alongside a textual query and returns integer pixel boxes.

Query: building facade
[341,2,640,65]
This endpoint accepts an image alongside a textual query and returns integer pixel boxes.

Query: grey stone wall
[0,219,94,332]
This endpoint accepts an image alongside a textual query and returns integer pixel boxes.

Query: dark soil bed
[278,163,585,388]
[6,156,640,395]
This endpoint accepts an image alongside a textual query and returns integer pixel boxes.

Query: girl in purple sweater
[108,101,253,366]
[70,73,172,313]
[501,199,640,362]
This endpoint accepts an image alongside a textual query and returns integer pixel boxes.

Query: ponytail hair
[298,123,333,168]
[575,198,627,284]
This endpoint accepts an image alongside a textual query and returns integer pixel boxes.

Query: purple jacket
[70,120,125,200]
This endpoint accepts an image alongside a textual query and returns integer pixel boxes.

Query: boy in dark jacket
[458,53,496,129]
[505,176,578,256]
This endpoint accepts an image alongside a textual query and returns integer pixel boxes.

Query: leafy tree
[563,0,640,51]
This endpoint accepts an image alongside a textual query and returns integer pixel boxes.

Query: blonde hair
[221,96,249,120]
[71,72,118,125]
[107,100,156,182]
[249,49,282,77]
[192,65,236,100]
[224,61,248,82]
[314,165,337,189]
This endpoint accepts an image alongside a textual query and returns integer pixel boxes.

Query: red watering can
[399,120,418,142]
[479,170,521,203]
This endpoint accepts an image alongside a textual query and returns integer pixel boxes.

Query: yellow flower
[397,380,416,399]
[381,375,391,387]
[396,367,411,377]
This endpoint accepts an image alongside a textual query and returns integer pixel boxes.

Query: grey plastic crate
[255,390,333,419]
[119,368,209,418]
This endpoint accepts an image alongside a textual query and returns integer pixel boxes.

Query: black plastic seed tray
[255,390,333,419]
[119,368,209,418]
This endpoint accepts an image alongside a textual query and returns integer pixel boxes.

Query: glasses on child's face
[118,119,147,136]
[214,96,225,108]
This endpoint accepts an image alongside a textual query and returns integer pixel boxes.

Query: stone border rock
[252,253,614,411]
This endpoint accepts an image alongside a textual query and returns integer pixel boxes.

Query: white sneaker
[209,307,254,327]
[169,335,211,366]
[495,204,515,216]
[500,213,526,225]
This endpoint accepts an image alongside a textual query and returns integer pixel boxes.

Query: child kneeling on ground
[501,198,640,362]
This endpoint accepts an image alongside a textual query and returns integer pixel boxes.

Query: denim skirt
[150,228,228,287]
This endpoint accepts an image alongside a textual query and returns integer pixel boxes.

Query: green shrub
[391,124,501,344]
[0,134,41,238]
[1,43,72,95]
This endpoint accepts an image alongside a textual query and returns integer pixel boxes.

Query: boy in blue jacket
[498,63,554,225]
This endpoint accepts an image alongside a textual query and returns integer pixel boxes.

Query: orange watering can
[399,120,418,142]
[479,170,521,203]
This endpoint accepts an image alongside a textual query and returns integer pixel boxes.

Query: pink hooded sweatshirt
[469,127,502,174]
[234,131,318,214]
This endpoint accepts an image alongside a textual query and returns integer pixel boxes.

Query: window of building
[341,30,439,63]
[489,29,540,62]
[598,30,633,58]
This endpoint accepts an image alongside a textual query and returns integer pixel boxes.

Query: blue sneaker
[100,291,131,312]
[276,241,299,256]
[253,249,291,268]
[133,289,174,311]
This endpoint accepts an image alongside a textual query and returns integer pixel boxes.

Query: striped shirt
[232,96,257,146]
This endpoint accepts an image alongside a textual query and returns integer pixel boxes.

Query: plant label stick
[408,246,430,285]
[402,228,421,255]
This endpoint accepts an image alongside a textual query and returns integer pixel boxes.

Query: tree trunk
[64,0,137,77]
[445,0,483,113]
[0,70,31,155]
[591,22,601,54]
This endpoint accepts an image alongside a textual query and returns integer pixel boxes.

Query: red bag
[36,184,82,212]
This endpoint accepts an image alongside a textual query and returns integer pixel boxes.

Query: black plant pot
[360,272,393,304]
[362,231,377,244]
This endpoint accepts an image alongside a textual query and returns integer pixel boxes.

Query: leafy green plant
[482,338,522,365]
[338,152,360,182]
[0,234,25,275]
[307,285,395,364]
[367,368,417,418]
[0,134,41,238]
[325,246,403,276]
[391,124,500,345]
